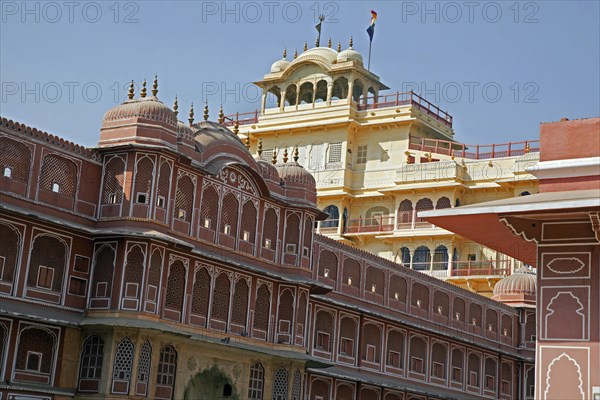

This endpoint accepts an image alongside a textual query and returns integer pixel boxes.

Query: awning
[419,189,600,268]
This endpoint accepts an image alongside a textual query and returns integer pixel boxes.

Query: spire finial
[203,101,209,121]
[349,36,353,48]
[188,103,194,126]
[315,37,320,47]
[218,104,224,124]
[294,49,298,59]
[304,41,308,51]
[337,42,341,52]
[283,48,287,59]
[272,148,278,165]
[244,135,250,149]
[525,142,530,154]
[234,113,240,135]
[293,147,299,162]
[128,80,135,100]
[257,138,263,157]
[173,96,179,117]
[451,149,455,160]
[152,75,158,97]
[283,147,289,163]
[328,37,332,48]
[140,79,147,98]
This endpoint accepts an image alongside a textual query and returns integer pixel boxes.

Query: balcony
[344,217,395,235]
[408,136,540,160]
[449,260,512,277]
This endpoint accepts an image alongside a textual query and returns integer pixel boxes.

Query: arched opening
[314,310,334,353]
[433,291,449,318]
[409,336,427,375]
[397,200,413,228]
[469,304,482,328]
[184,366,237,400]
[414,198,434,228]
[267,86,282,108]
[315,80,328,102]
[342,258,361,292]
[339,317,357,358]
[299,82,314,104]
[431,342,448,379]
[387,330,405,369]
[352,79,364,102]
[432,245,448,271]
[362,323,382,363]
[389,275,407,303]
[322,205,339,229]
[411,282,429,310]
[453,297,466,323]
[318,250,337,282]
[413,246,431,271]
[332,77,348,100]
[284,84,297,106]
[436,196,451,209]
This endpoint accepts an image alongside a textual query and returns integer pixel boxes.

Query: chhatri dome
[492,267,536,308]
[337,37,363,64]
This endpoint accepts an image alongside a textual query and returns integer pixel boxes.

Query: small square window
[157,196,165,208]
[285,243,296,254]
[51,182,60,193]
[3,167,12,178]
[26,351,42,372]
[303,247,309,257]
[264,239,272,249]
[242,231,250,241]
[203,218,211,229]
[316,332,330,351]
[467,254,476,261]
[136,192,148,204]
[74,255,89,273]
[37,265,54,289]
[485,375,495,390]
[356,145,367,164]
[223,224,231,235]
[340,337,354,356]
[108,193,117,204]
[178,209,186,220]
[68,277,87,296]
[388,350,401,368]
[411,357,423,374]
[452,367,462,382]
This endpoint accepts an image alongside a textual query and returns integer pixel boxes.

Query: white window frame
[36,265,54,290]
[51,182,60,193]
[157,196,166,208]
[3,167,12,178]
[25,351,43,372]
[136,192,148,204]
[356,145,367,164]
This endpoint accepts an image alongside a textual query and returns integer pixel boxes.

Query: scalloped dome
[296,47,339,64]
[275,161,316,188]
[103,97,177,127]
[271,58,291,73]
[176,120,194,141]
[256,159,281,184]
[492,267,536,307]
[337,46,363,64]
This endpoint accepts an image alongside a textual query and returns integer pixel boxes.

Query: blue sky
[1,1,599,146]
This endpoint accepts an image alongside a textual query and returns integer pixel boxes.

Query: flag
[316,15,324,35]
[366,10,377,42]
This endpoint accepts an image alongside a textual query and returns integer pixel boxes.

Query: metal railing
[408,136,540,160]
[344,216,395,234]
[450,260,512,277]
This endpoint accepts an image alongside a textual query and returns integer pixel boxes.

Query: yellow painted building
[231,40,539,296]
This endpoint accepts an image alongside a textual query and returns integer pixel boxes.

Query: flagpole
[368,40,372,71]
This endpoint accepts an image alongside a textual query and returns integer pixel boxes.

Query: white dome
[270,58,291,73]
[337,47,363,64]
[296,47,339,64]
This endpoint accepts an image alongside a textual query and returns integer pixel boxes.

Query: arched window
[453,297,466,322]
[436,196,451,209]
[501,315,513,338]
[145,250,162,313]
[389,275,407,303]
[342,258,360,290]
[262,208,278,251]
[409,336,427,374]
[411,282,429,310]
[315,80,328,102]
[322,205,339,228]
[314,310,334,353]
[111,337,134,394]
[40,154,78,200]
[253,285,271,337]
[299,82,314,104]
[156,345,177,399]
[121,245,145,310]
[272,367,289,400]
[135,340,152,396]
[277,289,294,342]
[133,156,154,206]
[0,137,31,183]
[0,222,20,287]
[267,86,281,107]
[332,77,348,100]
[102,156,125,204]
[164,260,186,319]
[413,246,431,271]
[431,342,448,379]
[156,161,171,212]
[432,245,448,271]
[337,383,354,398]
[296,291,308,344]
[302,216,314,258]
[397,200,413,228]
[27,234,67,294]
[362,323,382,363]
[284,213,301,257]
[339,317,357,357]
[318,250,337,281]
[501,362,512,395]
[352,79,364,102]
[191,268,210,320]
[311,379,330,400]
[291,369,302,400]
[398,247,411,266]
[211,274,231,325]
[174,175,194,223]
[433,291,449,318]
[231,278,249,331]
[221,192,239,237]
[90,245,115,307]
[451,348,464,383]
[468,353,481,387]
[284,85,297,106]
[241,200,258,244]
[248,362,265,400]
[414,198,434,226]
[484,357,497,390]
[470,304,483,328]
[387,330,405,369]
[200,185,219,231]
[78,335,104,392]
[16,327,55,374]
[486,309,498,334]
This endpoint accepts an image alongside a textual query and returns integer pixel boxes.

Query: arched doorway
[184,366,238,400]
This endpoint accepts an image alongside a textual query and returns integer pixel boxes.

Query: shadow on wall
[184,365,238,400]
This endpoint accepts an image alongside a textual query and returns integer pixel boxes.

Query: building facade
[231,41,539,296]
[0,82,535,399]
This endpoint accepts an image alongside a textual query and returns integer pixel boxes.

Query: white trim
[527,156,600,180]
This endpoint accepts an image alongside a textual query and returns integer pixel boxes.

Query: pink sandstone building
[423,117,600,399]
[0,81,537,400]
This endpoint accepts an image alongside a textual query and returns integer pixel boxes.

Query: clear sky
[1,0,599,147]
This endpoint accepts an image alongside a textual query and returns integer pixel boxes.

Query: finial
[272,148,278,165]
[218,104,224,124]
[293,147,299,162]
[173,96,179,117]
[203,101,209,121]
[152,75,158,97]
[188,103,194,126]
[315,37,320,47]
[451,149,455,160]
[294,49,298,59]
[404,151,412,163]
[257,138,263,157]
[234,113,240,135]
[244,135,250,149]
[127,80,134,100]
[283,48,287,59]
[337,42,341,52]
[328,37,332,48]
[525,142,530,154]
[304,41,308,51]
[283,147,289,163]
[140,79,147,98]
[349,36,353,48]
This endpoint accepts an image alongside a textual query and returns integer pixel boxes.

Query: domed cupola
[270,49,291,73]
[254,139,282,185]
[274,148,317,204]
[173,97,195,143]
[492,266,536,308]
[102,78,177,127]
[99,77,179,148]
[337,37,363,64]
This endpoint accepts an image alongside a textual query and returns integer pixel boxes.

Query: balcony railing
[344,217,395,234]
[223,110,260,127]
[408,136,540,160]
[357,91,453,128]
[450,260,512,277]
